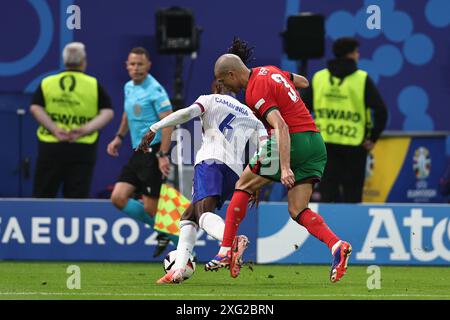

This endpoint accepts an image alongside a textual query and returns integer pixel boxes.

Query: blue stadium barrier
[0,199,257,263]
[258,203,450,265]
[0,199,449,265]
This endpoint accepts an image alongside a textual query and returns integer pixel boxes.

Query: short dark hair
[130,47,151,61]
[332,37,359,59]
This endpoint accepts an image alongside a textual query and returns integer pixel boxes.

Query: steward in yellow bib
[29,42,114,198]
[302,37,387,203]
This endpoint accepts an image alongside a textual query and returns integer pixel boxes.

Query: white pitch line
[0,292,449,298]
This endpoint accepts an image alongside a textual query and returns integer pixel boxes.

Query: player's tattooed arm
[137,130,156,153]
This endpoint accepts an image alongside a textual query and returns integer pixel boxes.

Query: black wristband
[116,133,124,140]
[156,150,169,158]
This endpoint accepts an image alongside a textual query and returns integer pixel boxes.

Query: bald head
[214,54,248,77]
[214,54,250,93]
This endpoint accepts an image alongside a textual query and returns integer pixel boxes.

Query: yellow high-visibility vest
[37,71,99,144]
[312,68,372,146]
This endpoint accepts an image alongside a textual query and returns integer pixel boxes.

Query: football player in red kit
[206,52,352,283]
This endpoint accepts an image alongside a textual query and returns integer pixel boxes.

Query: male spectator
[302,37,388,203]
[30,42,114,198]
[106,47,176,257]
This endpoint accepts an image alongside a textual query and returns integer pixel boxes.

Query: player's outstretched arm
[136,103,203,152]
[151,103,203,132]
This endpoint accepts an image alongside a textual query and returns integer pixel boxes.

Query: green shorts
[249,131,327,183]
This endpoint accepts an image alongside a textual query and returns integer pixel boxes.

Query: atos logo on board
[357,208,450,262]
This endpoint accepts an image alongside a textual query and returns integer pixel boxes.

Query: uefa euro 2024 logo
[365,153,375,179]
[413,147,431,179]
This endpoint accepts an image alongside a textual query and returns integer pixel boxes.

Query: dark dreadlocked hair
[227,37,255,66]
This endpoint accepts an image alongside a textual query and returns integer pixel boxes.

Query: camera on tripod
[156,7,201,55]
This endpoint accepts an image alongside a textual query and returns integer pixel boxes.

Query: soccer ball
[163,250,196,280]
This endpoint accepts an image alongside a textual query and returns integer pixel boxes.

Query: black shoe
[153,233,171,258]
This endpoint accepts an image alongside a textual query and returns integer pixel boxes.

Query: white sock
[173,220,198,270]
[331,240,342,255]
[199,211,225,242]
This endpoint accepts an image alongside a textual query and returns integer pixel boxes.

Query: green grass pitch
[0,262,449,300]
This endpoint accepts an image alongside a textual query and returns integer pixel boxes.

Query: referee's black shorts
[117,144,163,198]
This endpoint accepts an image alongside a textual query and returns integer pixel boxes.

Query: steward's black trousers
[318,142,368,203]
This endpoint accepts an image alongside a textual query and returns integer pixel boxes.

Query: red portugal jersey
[245,66,318,134]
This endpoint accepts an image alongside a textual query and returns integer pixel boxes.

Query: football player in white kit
[137,81,267,284]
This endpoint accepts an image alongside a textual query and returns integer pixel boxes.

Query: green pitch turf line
[0,262,449,300]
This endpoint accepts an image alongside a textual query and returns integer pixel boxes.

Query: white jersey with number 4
[194,94,266,176]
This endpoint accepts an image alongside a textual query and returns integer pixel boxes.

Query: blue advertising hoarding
[258,203,450,265]
[1,200,449,266]
[0,199,257,263]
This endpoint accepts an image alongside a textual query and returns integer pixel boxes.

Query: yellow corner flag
[154,184,190,236]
